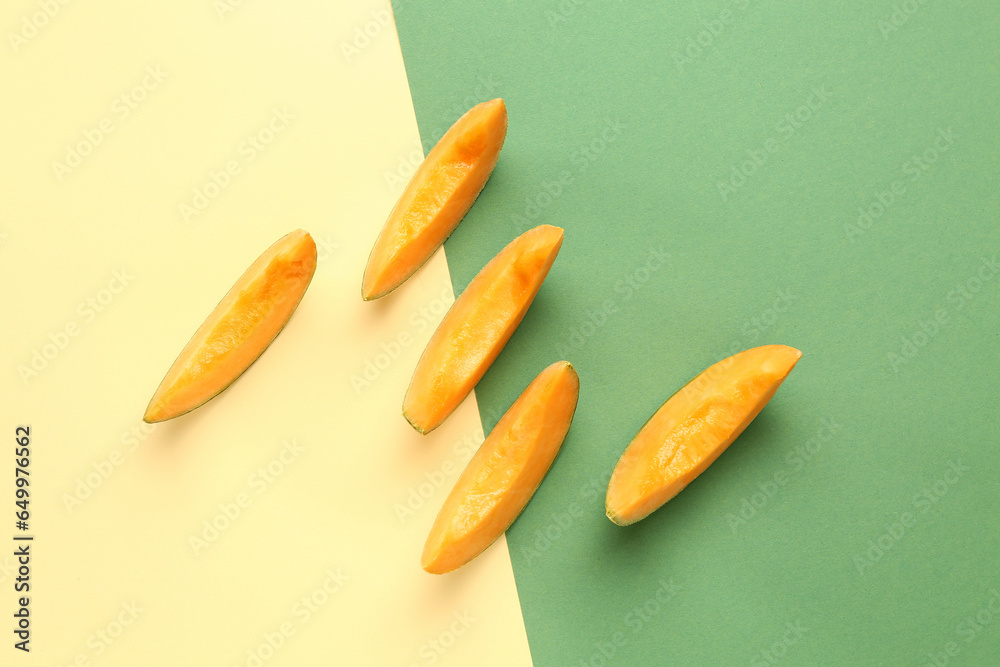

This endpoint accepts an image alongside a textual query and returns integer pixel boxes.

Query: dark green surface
[395,2,1000,665]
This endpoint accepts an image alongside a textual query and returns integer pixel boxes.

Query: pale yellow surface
[0,1,532,664]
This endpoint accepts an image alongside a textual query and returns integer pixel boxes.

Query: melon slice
[143,230,317,423]
[362,98,508,300]
[606,345,802,525]
[402,224,564,434]
[422,361,579,574]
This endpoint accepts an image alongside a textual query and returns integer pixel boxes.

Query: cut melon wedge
[422,361,579,574]
[402,224,564,434]
[362,98,508,300]
[606,345,802,525]
[143,230,317,423]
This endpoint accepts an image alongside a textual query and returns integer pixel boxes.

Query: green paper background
[395,2,999,665]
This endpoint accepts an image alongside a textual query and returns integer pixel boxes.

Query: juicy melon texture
[402,224,564,434]
[422,361,579,574]
[362,98,507,300]
[606,345,802,525]
[143,230,317,423]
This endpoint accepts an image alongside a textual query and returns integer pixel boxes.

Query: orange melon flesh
[422,361,580,574]
[143,230,317,423]
[402,224,564,434]
[362,98,508,300]
[606,345,802,525]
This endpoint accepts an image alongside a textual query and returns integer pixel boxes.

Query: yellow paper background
[0,1,532,664]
